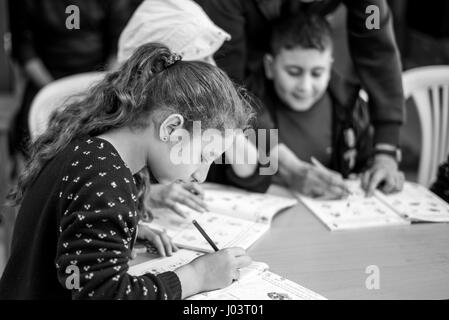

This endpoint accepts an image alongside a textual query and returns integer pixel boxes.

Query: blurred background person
[7,0,135,171]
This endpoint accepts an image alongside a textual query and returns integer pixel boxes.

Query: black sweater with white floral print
[0,137,182,300]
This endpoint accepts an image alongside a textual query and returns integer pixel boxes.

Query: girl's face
[145,114,235,184]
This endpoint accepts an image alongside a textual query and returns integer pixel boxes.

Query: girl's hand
[137,223,178,257]
[149,182,208,218]
[174,248,252,299]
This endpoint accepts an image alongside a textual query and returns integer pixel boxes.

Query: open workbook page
[202,184,298,223]
[298,180,449,231]
[297,180,409,231]
[127,249,326,300]
[145,185,297,252]
[375,182,449,222]
[145,209,270,252]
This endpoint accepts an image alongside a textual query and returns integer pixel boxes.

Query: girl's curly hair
[9,43,254,218]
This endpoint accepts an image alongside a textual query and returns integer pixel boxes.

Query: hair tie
[163,53,183,69]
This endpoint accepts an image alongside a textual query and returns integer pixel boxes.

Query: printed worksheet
[145,185,297,252]
[298,181,449,231]
[203,187,298,223]
[127,250,327,300]
[189,268,326,300]
[127,249,202,276]
[376,182,449,222]
[298,180,408,231]
[146,209,270,252]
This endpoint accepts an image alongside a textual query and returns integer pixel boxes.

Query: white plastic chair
[402,66,449,187]
[28,72,105,141]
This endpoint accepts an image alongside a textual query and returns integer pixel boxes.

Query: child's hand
[284,163,350,200]
[137,223,178,257]
[361,154,405,197]
[149,182,208,217]
[174,248,252,299]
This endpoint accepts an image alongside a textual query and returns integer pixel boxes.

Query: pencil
[311,157,352,196]
[192,220,219,252]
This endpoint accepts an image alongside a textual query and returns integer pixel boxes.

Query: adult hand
[361,154,405,197]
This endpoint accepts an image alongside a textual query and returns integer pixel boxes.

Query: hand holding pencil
[310,157,351,200]
[173,220,252,298]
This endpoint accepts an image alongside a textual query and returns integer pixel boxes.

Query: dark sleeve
[197,0,247,82]
[431,158,449,203]
[207,162,271,193]
[103,0,133,57]
[344,0,404,146]
[55,153,181,300]
[8,0,38,65]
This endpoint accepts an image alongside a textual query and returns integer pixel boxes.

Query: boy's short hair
[270,13,333,55]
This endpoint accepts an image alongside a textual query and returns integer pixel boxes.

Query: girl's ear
[264,54,275,80]
[159,114,185,142]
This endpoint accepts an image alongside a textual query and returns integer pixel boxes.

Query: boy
[253,13,404,199]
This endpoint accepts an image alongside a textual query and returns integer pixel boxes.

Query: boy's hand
[361,154,405,197]
[282,162,350,200]
[149,182,208,217]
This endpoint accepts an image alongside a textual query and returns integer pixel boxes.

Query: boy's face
[264,46,333,112]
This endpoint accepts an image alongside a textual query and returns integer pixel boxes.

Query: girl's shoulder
[58,137,139,213]
[60,137,136,192]
[64,137,127,169]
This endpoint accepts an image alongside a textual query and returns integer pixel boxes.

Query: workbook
[298,181,449,231]
[127,249,326,300]
[144,185,297,252]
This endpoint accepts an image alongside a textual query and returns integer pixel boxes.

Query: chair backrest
[402,66,449,187]
[28,72,105,141]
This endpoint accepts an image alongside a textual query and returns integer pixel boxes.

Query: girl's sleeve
[54,151,182,300]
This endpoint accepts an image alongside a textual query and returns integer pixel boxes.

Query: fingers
[234,254,252,269]
[382,171,405,194]
[150,234,166,257]
[316,187,346,200]
[176,192,208,213]
[361,170,372,192]
[224,247,247,257]
[380,172,396,194]
[314,169,350,196]
[396,172,405,191]
[184,182,205,199]
[159,231,174,257]
[141,227,178,257]
[232,269,240,282]
[166,200,189,219]
[366,169,386,197]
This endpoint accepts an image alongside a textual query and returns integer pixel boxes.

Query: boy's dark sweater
[0,137,181,300]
